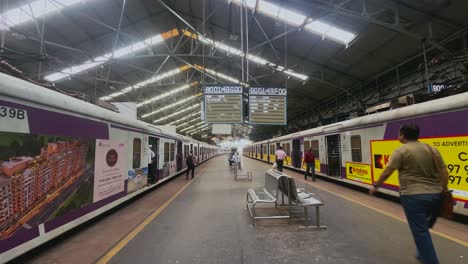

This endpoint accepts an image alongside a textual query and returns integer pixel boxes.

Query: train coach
[244,92,468,217]
[0,73,226,261]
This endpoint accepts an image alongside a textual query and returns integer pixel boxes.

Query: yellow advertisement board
[302,158,321,173]
[371,136,468,202]
[345,162,372,185]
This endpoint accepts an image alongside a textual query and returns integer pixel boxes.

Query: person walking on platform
[303,148,316,181]
[275,146,288,172]
[370,124,449,264]
[186,151,196,179]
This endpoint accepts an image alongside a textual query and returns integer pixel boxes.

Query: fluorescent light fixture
[167,111,201,126]
[183,30,308,81]
[44,29,179,82]
[141,93,201,118]
[137,81,197,108]
[231,0,356,45]
[0,0,86,30]
[100,65,190,101]
[153,103,200,123]
[194,65,248,86]
[187,124,209,134]
[176,116,201,128]
[180,121,205,132]
[189,125,211,135]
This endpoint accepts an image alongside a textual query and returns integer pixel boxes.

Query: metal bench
[233,163,252,181]
[246,170,290,225]
[283,177,327,230]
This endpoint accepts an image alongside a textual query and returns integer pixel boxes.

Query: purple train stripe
[384,109,468,140]
[0,100,109,139]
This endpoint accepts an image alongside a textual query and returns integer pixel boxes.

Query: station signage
[248,87,287,125]
[203,85,243,124]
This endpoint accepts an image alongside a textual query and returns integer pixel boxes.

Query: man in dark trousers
[186,151,196,179]
[370,124,449,264]
[303,148,316,181]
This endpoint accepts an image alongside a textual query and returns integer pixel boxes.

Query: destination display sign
[248,87,287,125]
[203,85,243,123]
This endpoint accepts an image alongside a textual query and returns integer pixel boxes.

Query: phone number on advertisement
[447,164,468,185]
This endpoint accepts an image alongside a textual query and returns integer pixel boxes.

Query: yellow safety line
[95,178,196,264]
[294,177,468,247]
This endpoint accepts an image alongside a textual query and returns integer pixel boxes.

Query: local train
[244,91,468,217]
[0,73,227,262]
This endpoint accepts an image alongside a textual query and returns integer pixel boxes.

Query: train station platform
[17,155,468,264]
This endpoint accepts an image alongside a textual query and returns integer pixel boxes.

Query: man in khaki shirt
[370,124,449,264]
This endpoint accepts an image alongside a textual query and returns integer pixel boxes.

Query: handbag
[272,162,278,169]
[440,191,454,219]
[426,144,454,219]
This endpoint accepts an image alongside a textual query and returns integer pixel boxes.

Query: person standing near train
[370,124,449,264]
[186,151,196,179]
[303,148,316,181]
[275,146,288,172]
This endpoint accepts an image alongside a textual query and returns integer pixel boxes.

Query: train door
[148,137,159,183]
[292,139,301,168]
[326,134,341,176]
[176,141,183,171]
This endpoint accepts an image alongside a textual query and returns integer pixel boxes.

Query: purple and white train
[244,92,468,217]
[0,73,227,262]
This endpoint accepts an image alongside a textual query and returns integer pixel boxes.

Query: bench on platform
[283,177,327,230]
[233,163,252,181]
[246,169,290,225]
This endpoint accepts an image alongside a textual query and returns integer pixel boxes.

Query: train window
[194,147,198,156]
[270,144,275,155]
[132,138,141,169]
[351,135,362,162]
[170,143,175,161]
[304,141,310,153]
[164,142,170,162]
[263,145,267,154]
[311,140,319,158]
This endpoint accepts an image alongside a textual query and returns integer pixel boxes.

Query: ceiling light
[194,65,248,86]
[100,65,190,101]
[183,30,308,81]
[153,103,200,123]
[44,29,179,82]
[137,81,198,108]
[167,111,201,126]
[0,0,88,30]
[176,116,201,128]
[231,0,356,45]
[141,93,201,118]
[180,121,205,132]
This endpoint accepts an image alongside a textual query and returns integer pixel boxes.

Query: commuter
[275,146,288,172]
[303,148,316,181]
[186,151,196,179]
[232,152,241,170]
[148,145,156,183]
[370,124,449,264]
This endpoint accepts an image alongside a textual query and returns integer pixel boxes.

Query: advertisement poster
[371,136,468,201]
[127,167,148,194]
[93,140,126,202]
[0,132,95,240]
[345,162,372,184]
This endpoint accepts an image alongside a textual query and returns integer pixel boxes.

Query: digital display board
[203,85,243,123]
[248,87,287,125]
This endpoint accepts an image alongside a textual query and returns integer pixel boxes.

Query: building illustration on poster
[0,132,95,239]
[93,140,126,202]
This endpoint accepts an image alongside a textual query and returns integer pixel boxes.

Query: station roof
[2,0,468,141]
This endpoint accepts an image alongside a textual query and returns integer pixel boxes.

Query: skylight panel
[44,29,179,82]
[153,103,200,123]
[100,65,189,101]
[184,30,308,81]
[141,94,201,118]
[231,0,356,45]
[0,0,86,30]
